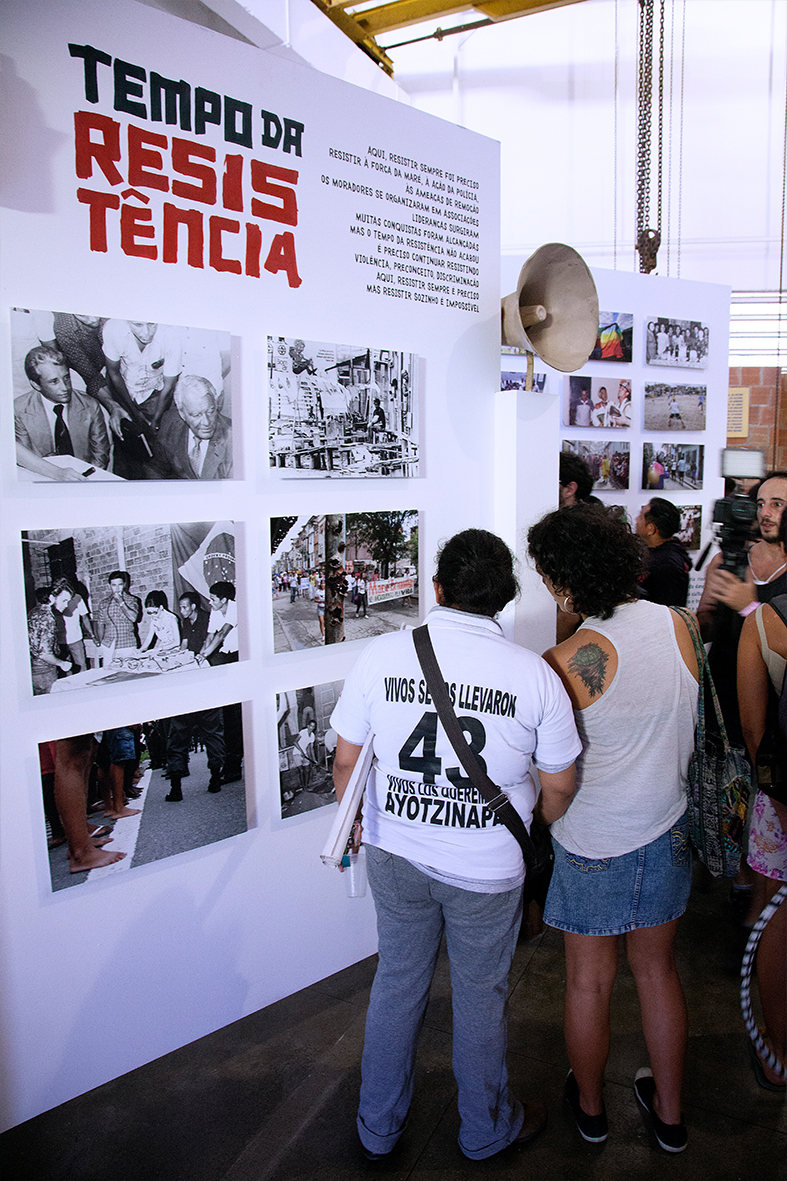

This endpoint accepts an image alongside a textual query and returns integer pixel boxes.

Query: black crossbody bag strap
[412,625,538,870]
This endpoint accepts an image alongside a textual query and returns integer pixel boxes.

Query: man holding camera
[698,473,787,628]
[697,472,787,742]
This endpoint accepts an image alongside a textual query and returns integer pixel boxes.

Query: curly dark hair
[527,504,645,619]
[434,528,519,618]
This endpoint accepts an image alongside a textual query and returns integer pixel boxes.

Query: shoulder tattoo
[568,642,609,698]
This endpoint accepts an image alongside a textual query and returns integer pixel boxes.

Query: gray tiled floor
[1,872,784,1181]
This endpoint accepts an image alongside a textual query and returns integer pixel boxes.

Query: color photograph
[11,308,233,482]
[642,444,705,490]
[271,511,418,652]
[562,440,630,490]
[644,383,707,430]
[589,310,633,362]
[563,376,632,428]
[22,521,238,696]
[40,707,247,892]
[644,317,710,369]
[268,336,418,476]
[277,681,342,819]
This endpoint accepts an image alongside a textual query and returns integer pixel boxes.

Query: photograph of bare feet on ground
[40,707,247,892]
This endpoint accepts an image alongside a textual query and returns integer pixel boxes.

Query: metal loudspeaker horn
[501,243,599,387]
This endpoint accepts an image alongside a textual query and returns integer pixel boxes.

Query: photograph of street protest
[562,440,630,490]
[642,444,705,490]
[644,317,710,369]
[11,307,233,482]
[22,521,238,696]
[277,681,342,819]
[563,376,632,428]
[39,707,247,892]
[589,310,633,363]
[268,336,418,476]
[501,369,547,393]
[644,383,707,431]
[271,511,419,652]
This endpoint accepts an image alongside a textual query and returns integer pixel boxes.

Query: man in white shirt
[102,319,182,430]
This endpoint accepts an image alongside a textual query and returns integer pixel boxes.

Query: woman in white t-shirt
[528,505,699,1153]
[331,529,579,1162]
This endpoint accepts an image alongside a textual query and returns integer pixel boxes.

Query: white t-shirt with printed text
[331,606,581,882]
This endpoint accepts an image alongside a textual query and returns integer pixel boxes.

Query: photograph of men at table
[11,308,233,483]
[22,521,238,695]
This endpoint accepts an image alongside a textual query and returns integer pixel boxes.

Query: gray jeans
[358,845,524,1159]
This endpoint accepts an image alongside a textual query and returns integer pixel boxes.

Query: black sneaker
[564,1070,608,1143]
[634,1068,687,1153]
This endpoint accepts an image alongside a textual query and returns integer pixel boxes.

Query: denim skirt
[544,811,692,936]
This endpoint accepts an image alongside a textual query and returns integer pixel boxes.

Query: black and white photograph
[642,443,705,491]
[563,376,632,428]
[678,505,703,550]
[644,383,707,430]
[589,310,633,363]
[501,369,547,393]
[22,521,239,696]
[562,440,630,490]
[39,707,247,892]
[271,511,419,652]
[277,681,342,819]
[268,336,418,476]
[644,317,710,369]
[11,308,233,483]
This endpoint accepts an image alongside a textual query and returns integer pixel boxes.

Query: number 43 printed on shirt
[398,711,487,786]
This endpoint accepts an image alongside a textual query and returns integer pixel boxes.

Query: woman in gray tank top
[528,505,700,1155]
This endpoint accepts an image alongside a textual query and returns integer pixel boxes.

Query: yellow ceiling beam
[351,0,585,38]
[312,0,587,74]
[310,0,396,73]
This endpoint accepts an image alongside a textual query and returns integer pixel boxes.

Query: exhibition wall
[497,263,730,658]
[0,0,501,1129]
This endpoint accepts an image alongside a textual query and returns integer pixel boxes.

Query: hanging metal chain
[656,0,665,235]
[636,0,662,273]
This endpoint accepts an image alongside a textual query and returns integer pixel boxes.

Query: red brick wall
[728,366,785,468]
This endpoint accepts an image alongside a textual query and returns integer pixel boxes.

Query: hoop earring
[563,596,572,613]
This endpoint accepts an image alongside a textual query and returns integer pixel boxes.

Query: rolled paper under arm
[320,733,375,868]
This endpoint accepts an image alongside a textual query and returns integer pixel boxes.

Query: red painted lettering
[128,125,169,192]
[171,138,217,204]
[76,188,120,251]
[264,231,301,288]
[163,203,203,267]
[74,111,123,184]
[121,202,156,258]
[250,161,298,226]
[209,216,241,273]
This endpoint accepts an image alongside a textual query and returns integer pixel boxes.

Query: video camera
[708,449,765,578]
